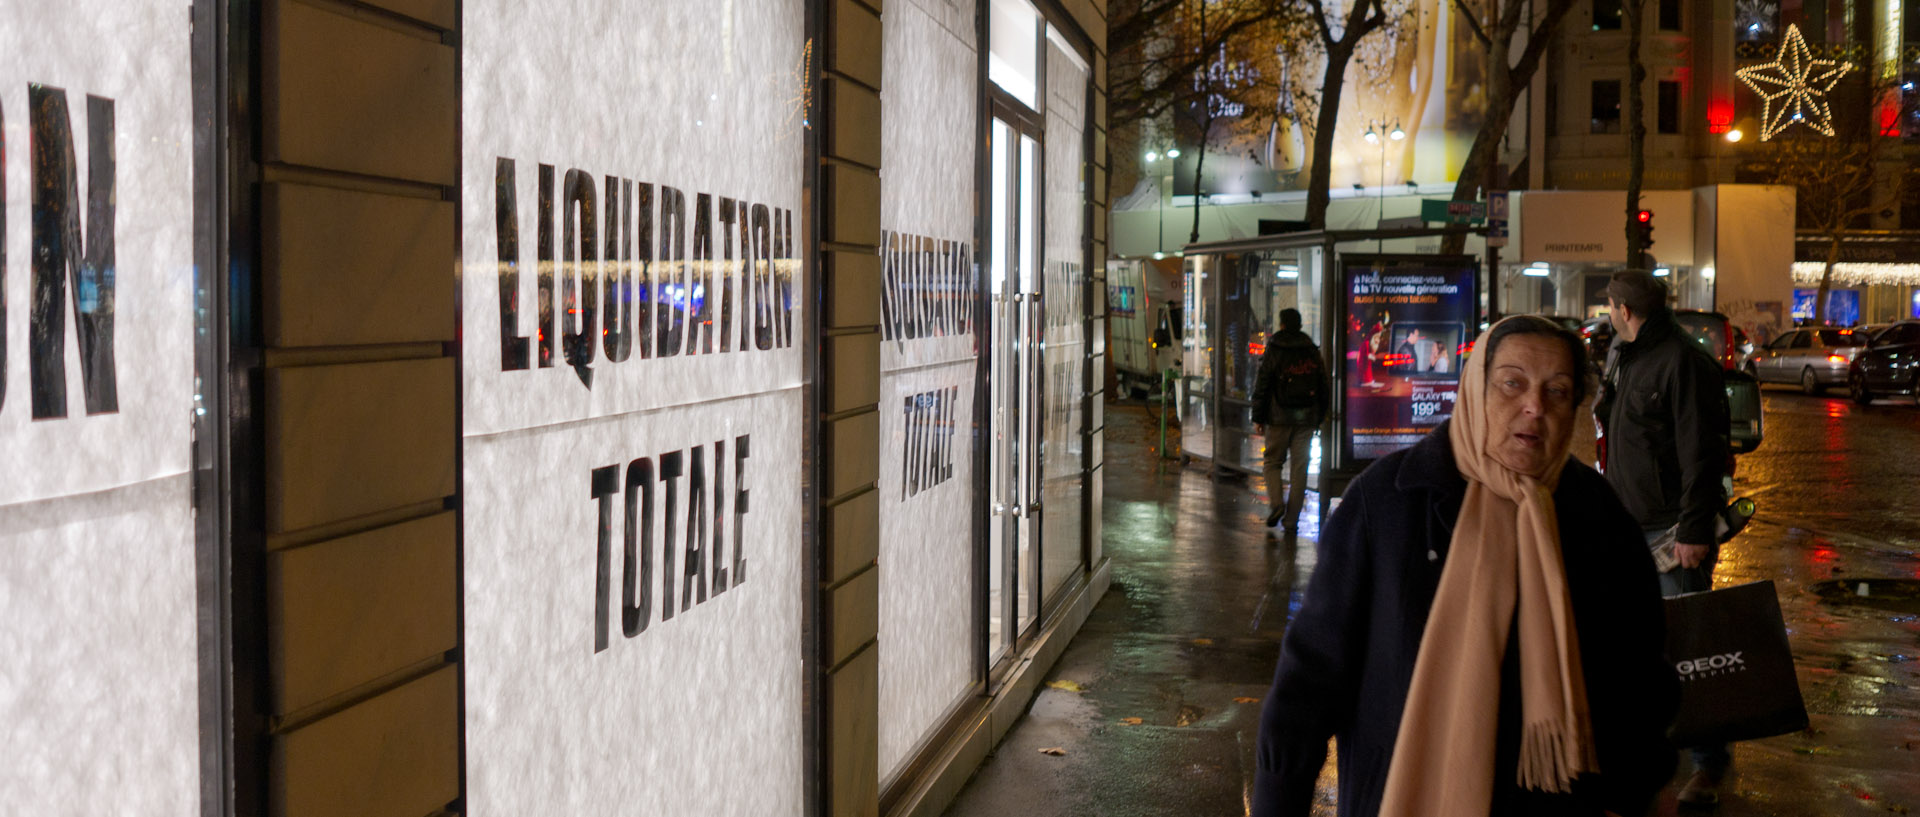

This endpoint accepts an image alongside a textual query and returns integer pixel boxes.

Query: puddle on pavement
[1808,579,1920,615]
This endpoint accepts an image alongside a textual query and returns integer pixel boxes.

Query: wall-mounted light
[1702,266,1716,280]
[1167,148,1182,158]
[1145,150,1159,161]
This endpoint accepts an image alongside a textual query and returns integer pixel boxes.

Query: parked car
[1743,326,1869,394]
[1579,315,1613,365]
[1847,320,1920,406]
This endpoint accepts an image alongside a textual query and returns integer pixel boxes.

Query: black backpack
[1269,344,1323,422]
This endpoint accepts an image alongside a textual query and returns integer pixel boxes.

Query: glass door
[987,114,1043,666]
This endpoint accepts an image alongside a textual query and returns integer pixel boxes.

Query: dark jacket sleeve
[1671,350,1729,544]
[1251,348,1278,426]
[1253,487,1371,816]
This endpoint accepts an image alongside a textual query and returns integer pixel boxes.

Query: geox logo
[1676,651,1747,680]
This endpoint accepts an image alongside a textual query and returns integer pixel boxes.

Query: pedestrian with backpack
[1252,308,1330,536]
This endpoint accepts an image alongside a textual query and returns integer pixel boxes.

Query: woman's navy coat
[1253,423,1679,817]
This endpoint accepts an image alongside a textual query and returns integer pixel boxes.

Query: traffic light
[1636,209,1656,250]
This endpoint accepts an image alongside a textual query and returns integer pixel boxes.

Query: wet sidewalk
[943,400,1920,817]
[942,402,1324,816]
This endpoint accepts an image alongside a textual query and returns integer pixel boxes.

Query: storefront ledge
[884,557,1114,817]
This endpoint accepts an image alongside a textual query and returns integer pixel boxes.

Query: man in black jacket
[1598,270,1731,806]
[1251,308,1329,535]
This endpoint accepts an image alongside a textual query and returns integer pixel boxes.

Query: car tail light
[1828,354,1847,364]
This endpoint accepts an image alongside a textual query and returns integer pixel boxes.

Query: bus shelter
[1178,228,1486,512]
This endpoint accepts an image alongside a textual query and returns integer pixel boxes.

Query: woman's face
[1485,334,1578,478]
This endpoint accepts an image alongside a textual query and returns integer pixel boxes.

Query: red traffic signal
[1636,209,1654,223]
[1635,209,1656,250]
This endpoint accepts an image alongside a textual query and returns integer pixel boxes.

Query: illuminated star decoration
[1734,24,1853,141]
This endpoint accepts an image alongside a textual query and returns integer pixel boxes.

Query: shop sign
[1421,198,1486,224]
[1792,237,1920,264]
[460,2,807,814]
[0,2,199,813]
[1340,256,1478,464]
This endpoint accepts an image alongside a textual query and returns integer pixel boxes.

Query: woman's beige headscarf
[1376,319,1598,816]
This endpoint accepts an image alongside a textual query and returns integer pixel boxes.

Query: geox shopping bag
[1664,580,1809,746]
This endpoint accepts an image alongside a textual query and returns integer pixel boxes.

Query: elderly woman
[1253,316,1678,817]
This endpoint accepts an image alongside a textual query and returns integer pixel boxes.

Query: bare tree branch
[1451,0,1492,49]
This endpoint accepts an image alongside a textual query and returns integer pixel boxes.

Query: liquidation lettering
[900,386,957,500]
[593,433,752,651]
[495,158,796,388]
[0,85,120,420]
[878,230,974,348]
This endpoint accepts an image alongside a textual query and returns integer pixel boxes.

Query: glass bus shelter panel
[1231,252,1307,474]
[1180,253,1216,463]
[1213,252,1262,473]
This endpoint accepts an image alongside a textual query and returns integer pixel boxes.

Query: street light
[1360,119,1402,243]
[1145,147,1181,254]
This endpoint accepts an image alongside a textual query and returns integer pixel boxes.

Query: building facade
[0,2,1111,816]
[1542,0,1920,321]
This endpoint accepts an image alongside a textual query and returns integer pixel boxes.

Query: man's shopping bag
[1664,580,1809,746]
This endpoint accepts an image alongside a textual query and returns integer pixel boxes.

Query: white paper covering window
[460,2,807,813]
[0,1,198,813]
[1040,37,1089,601]
[877,0,982,780]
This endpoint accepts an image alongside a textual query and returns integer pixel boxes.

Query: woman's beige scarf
[1376,321,1598,817]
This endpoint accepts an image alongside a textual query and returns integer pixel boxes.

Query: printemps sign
[461,2,807,814]
[0,1,198,814]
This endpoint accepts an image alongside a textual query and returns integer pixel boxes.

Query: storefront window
[460,2,808,813]
[2,3,202,813]
[1039,30,1089,603]
[877,0,982,783]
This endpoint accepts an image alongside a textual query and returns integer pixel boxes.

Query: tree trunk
[1817,236,1840,325]
[1305,42,1358,229]
[1440,17,1513,256]
[1624,0,1647,268]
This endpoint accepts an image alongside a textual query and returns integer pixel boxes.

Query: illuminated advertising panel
[877,0,980,779]
[0,2,198,813]
[461,2,807,813]
[1340,256,1477,463]
[1174,0,1491,195]
[1792,288,1860,327]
